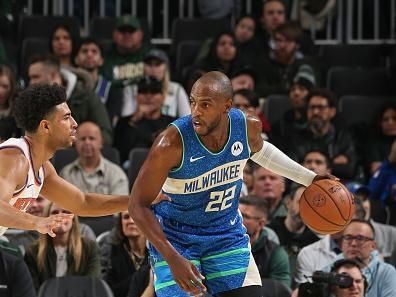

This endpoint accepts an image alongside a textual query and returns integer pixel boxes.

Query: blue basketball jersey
[153,108,250,228]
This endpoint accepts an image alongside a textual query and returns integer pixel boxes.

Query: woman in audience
[24,202,100,290]
[101,211,148,297]
[122,49,190,118]
[366,102,396,175]
[0,64,20,142]
[50,24,78,67]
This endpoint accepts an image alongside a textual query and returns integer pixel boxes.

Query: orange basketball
[300,179,355,234]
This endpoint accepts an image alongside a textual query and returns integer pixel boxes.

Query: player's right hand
[35,213,74,237]
[168,253,206,296]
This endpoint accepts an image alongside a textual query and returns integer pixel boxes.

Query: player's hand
[167,253,206,296]
[312,173,339,183]
[151,192,171,205]
[35,213,74,237]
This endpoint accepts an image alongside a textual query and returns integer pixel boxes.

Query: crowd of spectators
[0,0,396,296]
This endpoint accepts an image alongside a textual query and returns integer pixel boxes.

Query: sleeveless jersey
[154,108,250,228]
[0,137,44,236]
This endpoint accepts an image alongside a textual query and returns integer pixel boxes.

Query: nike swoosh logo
[190,155,205,163]
[230,217,237,225]
[27,184,34,189]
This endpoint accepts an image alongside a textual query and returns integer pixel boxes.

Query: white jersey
[0,137,44,236]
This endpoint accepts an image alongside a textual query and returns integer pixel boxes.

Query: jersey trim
[23,137,43,186]
[169,123,184,173]
[241,112,252,156]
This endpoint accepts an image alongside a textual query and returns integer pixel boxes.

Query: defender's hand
[35,213,74,237]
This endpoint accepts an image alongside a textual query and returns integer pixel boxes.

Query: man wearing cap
[102,15,150,89]
[114,76,176,166]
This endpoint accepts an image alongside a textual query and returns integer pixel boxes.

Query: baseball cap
[144,49,169,65]
[137,76,163,94]
[115,15,141,30]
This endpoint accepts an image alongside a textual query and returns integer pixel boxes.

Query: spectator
[286,88,357,179]
[270,65,315,150]
[0,64,20,142]
[101,211,148,297]
[27,54,113,145]
[255,21,319,97]
[329,219,396,297]
[268,184,319,274]
[232,88,271,136]
[114,76,175,166]
[252,166,287,219]
[6,195,95,253]
[123,49,190,118]
[302,150,331,175]
[75,38,106,99]
[101,15,150,88]
[239,195,291,287]
[60,121,129,195]
[366,102,396,176]
[230,66,256,91]
[329,259,366,297]
[24,202,101,290]
[50,24,78,67]
[242,160,255,195]
[368,139,396,225]
[0,247,37,297]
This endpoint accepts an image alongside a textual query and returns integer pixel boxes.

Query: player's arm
[246,114,318,186]
[0,149,72,235]
[40,161,129,216]
[129,126,206,294]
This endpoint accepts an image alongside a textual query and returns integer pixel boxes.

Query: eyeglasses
[307,105,330,111]
[342,235,374,244]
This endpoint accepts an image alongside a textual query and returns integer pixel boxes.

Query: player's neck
[199,117,230,153]
[24,135,55,168]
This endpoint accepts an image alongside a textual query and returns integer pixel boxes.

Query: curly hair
[13,84,66,133]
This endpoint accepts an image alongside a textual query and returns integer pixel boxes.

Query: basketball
[300,179,355,234]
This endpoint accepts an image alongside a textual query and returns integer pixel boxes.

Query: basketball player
[129,71,333,297]
[0,84,129,238]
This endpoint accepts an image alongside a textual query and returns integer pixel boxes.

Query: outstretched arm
[41,161,129,216]
[0,149,72,236]
[247,115,320,186]
[129,125,206,295]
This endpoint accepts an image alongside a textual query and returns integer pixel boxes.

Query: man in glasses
[337,219,396,297]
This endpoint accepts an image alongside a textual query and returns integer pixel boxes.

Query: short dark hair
[346,219,375,238]
[76,37,103,56]
[331,258,362,273]
[233,89,259,108]
[273,21,303,43]
[239,195,269,217]
[14,84,67,133]
[28,54,61,73]
[303,149,331,168]
[306,88,337,108]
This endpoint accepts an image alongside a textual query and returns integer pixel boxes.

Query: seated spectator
[50,24,78,67]
[0,64,20,142]
[24,202,101,290]
[114,76,175,166]
[251,166,287,219]
[60,121,129,195]
[268,184,319,274]
[239,195,291,287]
[232,88,271,136]
[6,195,95,253]
[123,48,190,118]
[286,88,357,180]
[302,149,331,175]
[270,65,315,150]
[366,102,396,176]
[329,259,366,297]
[327,219,396,297]
[230,66,256,91]
[101,15,150,88]
[101,211,148,297]
[368,139,396,225]
[254,21,319,97]
[0,246,36,297]
[27,54,113,145]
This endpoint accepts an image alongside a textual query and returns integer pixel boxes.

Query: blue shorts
[149,216,261,297]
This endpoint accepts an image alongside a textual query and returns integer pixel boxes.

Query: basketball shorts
[149,216,262,297]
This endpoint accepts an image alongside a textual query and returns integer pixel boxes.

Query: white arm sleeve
[250,141,316,187]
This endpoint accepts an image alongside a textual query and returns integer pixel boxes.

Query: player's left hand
[312,173,339,183]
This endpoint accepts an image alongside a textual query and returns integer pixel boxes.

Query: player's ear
[225,98,233,112]
[39,120,51,133]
